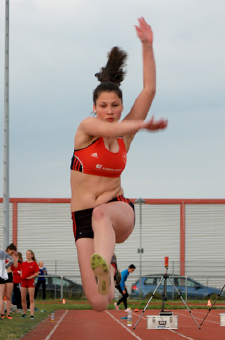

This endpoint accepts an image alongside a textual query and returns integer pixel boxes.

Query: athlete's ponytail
[93,46,127,104]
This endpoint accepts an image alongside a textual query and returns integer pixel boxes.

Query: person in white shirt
[0,249,14,320]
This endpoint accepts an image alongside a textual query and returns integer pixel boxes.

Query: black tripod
[200,283,225,326]
[133,257,201,330]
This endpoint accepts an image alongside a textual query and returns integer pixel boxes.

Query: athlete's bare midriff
[70,170,124,212]
[7,267,12,273]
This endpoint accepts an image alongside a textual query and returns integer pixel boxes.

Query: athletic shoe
[114,302,119,311]
[30,316,34,320]
[21,314,27,318]
[1,314,4,319]
[111,253,121,286]
[7,315,13,320]
[125,308,129,312]
[90,253,110,295]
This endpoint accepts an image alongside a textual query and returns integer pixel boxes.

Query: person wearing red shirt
[11,252,23,311]
[21,250,39,319]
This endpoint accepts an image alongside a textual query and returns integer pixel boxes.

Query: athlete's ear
[93,104,96,113]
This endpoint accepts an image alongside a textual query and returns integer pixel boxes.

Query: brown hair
[17,252,23,262]
[93,46,127,104]
[27,249,37,262]
[6,243,17,252]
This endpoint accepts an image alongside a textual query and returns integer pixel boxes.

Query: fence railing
[33,274,225,302]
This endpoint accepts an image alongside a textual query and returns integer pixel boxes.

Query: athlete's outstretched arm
[77,116,167,139]
[124,17,156,122]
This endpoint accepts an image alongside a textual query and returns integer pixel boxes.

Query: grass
[0,298,225,340]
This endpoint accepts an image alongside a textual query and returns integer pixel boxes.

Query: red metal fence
[1,197,225,278]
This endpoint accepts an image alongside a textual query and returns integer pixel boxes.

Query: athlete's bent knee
[92,206,108,224]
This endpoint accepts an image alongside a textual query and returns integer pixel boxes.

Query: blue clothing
[37,267,47,281]
[119,269,129,290]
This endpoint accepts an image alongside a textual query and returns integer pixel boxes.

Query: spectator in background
[26,250,37,310]
[21,250,39,319]
[30,250,37,263]
[1,243,17,320]
[35,261,47,301]
[11,252,23,311]
[0,249,14,321]
[114,264,136,311]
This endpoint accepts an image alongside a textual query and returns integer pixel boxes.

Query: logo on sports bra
[91,153,98,158]
[96,164,103,169]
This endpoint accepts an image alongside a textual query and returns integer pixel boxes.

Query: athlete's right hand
[135,17,153,45]
[143,115,168,131]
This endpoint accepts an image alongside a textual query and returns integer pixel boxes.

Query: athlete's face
[93,91,123,123]
[26,251,32,260]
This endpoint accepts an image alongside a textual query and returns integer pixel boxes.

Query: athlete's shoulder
[78,117,96,129]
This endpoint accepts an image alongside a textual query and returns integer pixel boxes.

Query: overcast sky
[0,0,225,199]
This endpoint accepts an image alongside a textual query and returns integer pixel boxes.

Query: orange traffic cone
[207,299,212,307]
[62,298,66,304]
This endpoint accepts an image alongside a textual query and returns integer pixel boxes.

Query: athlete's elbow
[152,87,156,98]
[146,86,156,99]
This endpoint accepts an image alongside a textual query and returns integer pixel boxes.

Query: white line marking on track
[191,310,221,318]
[132,313,196,340]
[169,329,195,340]
[175,311,219,324]
[105,311,143,340]
[44,310,68,340]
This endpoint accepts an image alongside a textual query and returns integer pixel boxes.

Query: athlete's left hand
[135,17,153,45]
[143,115,168,131]
[12,251,18,259]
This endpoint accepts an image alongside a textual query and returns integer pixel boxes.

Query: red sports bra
[70,137,127,178]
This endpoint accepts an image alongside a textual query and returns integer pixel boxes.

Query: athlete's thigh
[96,201,135,243]
[28,287,35,300]
[21,287,27,299]
[0,284,5,297]
[5,282,13,297]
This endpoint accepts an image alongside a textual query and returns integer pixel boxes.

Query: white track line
[105,311,143,340]
[175,311,219,325]
[169,329,196,340]
[44,310,68,340]
[191,310,222,318]
[132,313,196,340]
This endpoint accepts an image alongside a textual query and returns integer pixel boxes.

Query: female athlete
[70,17,168,312]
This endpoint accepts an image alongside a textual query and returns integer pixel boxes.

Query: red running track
[21,308,225,340]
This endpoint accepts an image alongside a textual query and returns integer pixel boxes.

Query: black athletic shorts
[71,195,135,242]
[0,277,6,284]
[4,272,13,283]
